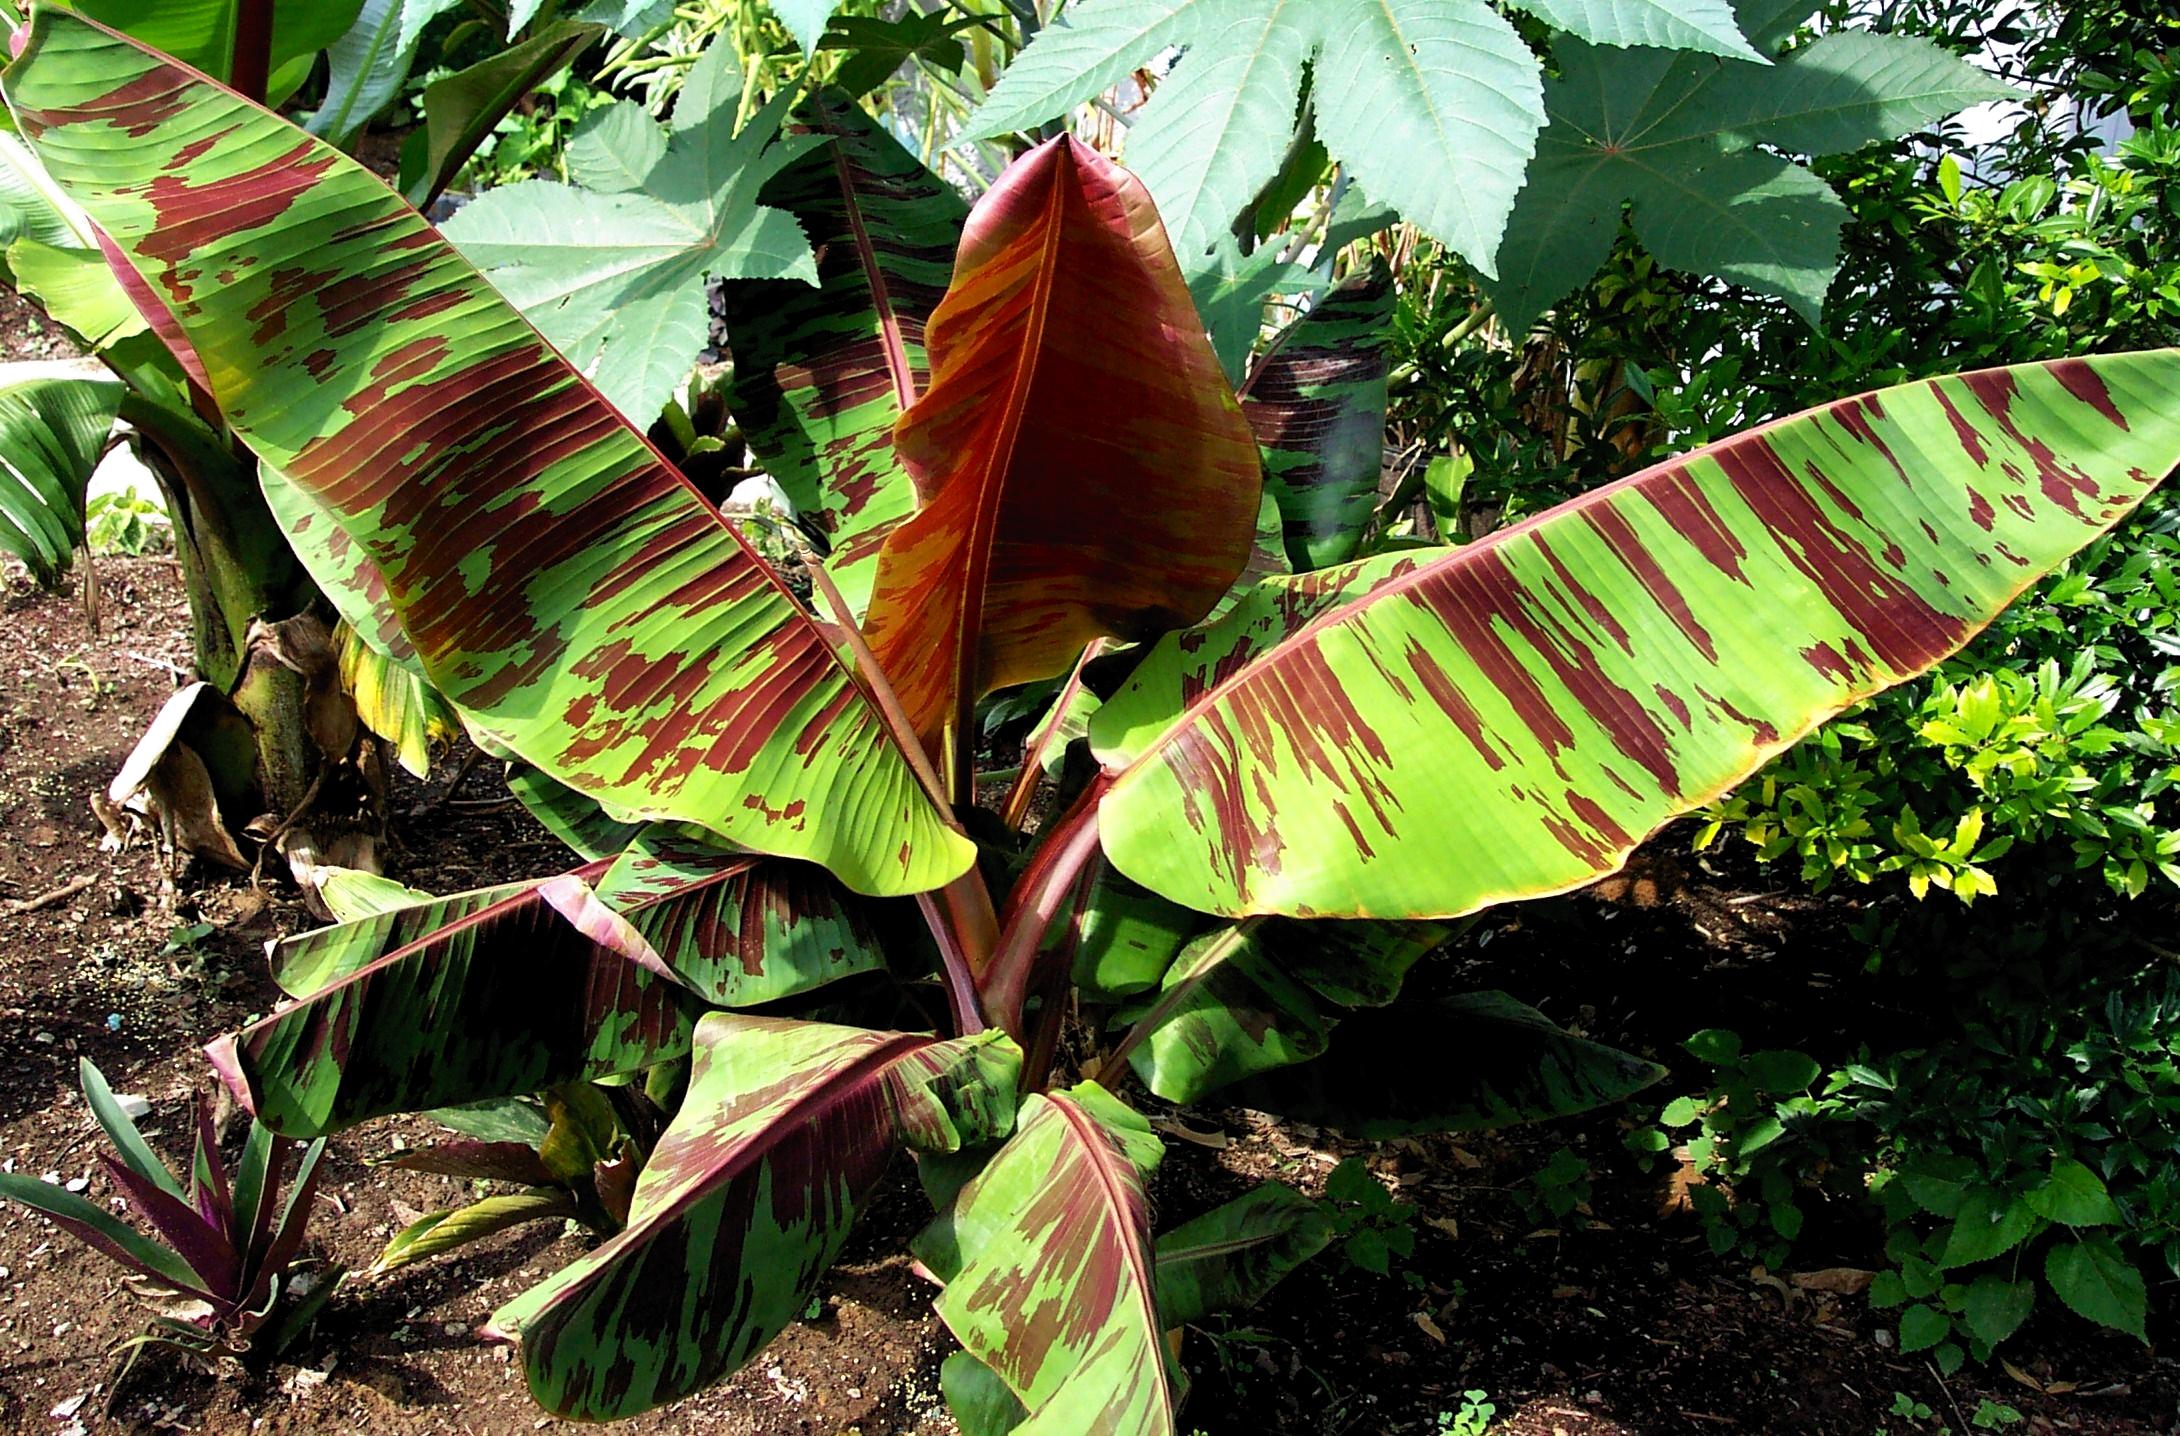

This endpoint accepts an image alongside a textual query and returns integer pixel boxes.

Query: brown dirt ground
[0,293,2172,1436]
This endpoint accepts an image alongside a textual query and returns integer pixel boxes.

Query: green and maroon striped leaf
[1093,352,2180,918]
[2,10,970,898]
[592,826,885,1007]
[213,871,695,1135]
[1229,990,1665,1137]
[1119,919,1447,1104]
[270,870,557,998]
[1154,1183,1332,1328]
[718,90,967,620]
[1243,259,1393,572]
[859,136,1262,786]
[925,1082,1176,1434]
[486,1015,1020,1420]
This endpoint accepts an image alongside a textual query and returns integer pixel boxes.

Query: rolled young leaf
[859,135,1263,783]
[2,10,970,898]
[487,1015,1021,1420]
[719,89,968,619]
[925,1082,1176,1434]
[1092,353,2180,918]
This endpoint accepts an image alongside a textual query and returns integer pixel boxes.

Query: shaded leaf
[1230,991,1665,1137]
[2044,1235,2146,1342]
[375,1188,576,1273]
[1243,259,1392,570]
[0,368,122,585]
[402,20,602,208]
[1154,1183,1331,1327]
[942,1349,1028,1436]
[719,91,967,617]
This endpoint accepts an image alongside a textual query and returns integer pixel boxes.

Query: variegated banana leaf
[246,826,889,1129]
[270,869,560,998]
[591,826,886,1008]
[924,1082,1176,1434]
[212,871,693,1133]
[1064,865,1206,1002]
[859,136,1263,784]
[1119,919,1447,1104]
[1243,259,1394,571]
[3,10,970,898]
[336,618,455,777]
[718,90,967,620]
[1155,1183,1332,1328]
[487,1015,1020,1420]
[1093,353,2180,918]
[1230,990,1665,1137]
[0,369,122,585]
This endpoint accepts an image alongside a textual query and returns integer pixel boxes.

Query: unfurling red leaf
[1092,354,2180,920]
[487,1016,1021,1420]
[859,135,1262,784]
[4,10,969,897]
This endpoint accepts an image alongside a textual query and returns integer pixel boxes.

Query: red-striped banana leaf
[718,90,967,620]
[270,870,561,997]
[1120,919,1447,1104]
[1228,990,1665,1137]
[211,871,693,1134]
[1244,259,1394,571]
[1091,353,2180,918]
[486,1015,1020,1420]
[1155,1183,1333,1328]
[859,136,1262,780]
[924,1082,1176,1434]
[1,10,970,898]
[590,826,886,1007]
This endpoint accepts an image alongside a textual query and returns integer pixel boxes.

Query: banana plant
[9,8,2180,1430]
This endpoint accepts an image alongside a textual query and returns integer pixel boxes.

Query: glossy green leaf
[1484,10,2015,326]
[0,369,122,585]
[1093,354,2180,920]
[926,1083,1174,1432]
[942,1350,1028,1436]
[0,1172,210,1298]
[1512,0,1759,58]
[442,43,820,427]
[968,0,1544,277]
[71,0,363,100]
[6,11,972,897]
[79,1057,183,1202]
[309,0,462,148]
[401,19,602,208]
[1123,919,1445,1103]
[504,766,650,862]
[9,237,144,347]
[2044,1234,2147,1342]
[2026,1158,2120,1227]
[1230,991,1665,1137]
[1154,1183,1331,1327]
[719,91,967,618]
[1244,259,1392,570]
[488,1016,1020,1420]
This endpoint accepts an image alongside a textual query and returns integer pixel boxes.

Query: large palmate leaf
[443,42,818,427]
[1484,0,2015,327]
[1120,919,1445,1102]
[924,1082,1175,1434]
[1517,0,1759,57]
[73,0,363,100]
[211,871,694,1134]
[0,369,122,585]
[6,10,971,897]
[718,91,966,619]
[966,0,1545,278]
[487,1016,1020,1420]
[1244,259,1392,571]
[1092,353,2180,918]
[859,136,1262,783]
[1231,991,1665,1136]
